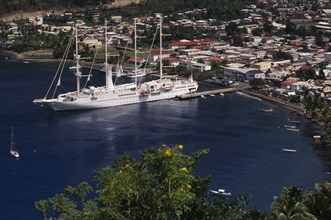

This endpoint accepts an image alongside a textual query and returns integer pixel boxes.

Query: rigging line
[114,54,121,85]
[43,31,74,99]
[51,33,74,98]
[120,40,129,66]
[83,47,99,89]
[139,26,159,85]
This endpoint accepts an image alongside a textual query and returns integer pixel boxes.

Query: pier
[177,87,238,99]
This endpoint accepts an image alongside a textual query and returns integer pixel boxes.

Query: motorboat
[209,188,232,196]
[282,148,297,153]
[261,108,273,112]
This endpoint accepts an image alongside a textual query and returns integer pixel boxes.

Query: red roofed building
[281,78,298,90]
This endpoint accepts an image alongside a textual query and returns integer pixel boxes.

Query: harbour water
[0,60,330,219]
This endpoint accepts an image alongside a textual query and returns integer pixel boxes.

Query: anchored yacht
[33,14,198,111]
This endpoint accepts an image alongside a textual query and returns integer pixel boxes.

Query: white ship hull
[33,16,199,112]
[38,82,198,111]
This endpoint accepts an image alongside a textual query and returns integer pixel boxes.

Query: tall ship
[33,14,198,111]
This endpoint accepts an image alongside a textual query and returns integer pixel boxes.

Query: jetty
[177,88,237,99]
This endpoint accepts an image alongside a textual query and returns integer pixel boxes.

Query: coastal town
[1,1,330,103]
[1,1,331,219]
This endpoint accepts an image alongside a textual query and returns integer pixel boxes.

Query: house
[196,20,208,29]
[253,62,272,72]
[290,81,308,92]
[265,67,291,82]
[245,70,265,81]
[180,62,211,72]
[222,66,256,81]
[128,56,146,67]
[191,63,211,72]
[82,39,102,48]
[253,50,267,59]
[281,78,298,90]
[148,50,173,62]
[162,57,181,67]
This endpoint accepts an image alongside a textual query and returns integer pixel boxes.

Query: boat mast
[105,19,114,90]
[75,24,81,94]
[134,18,137,86]
[10,126,15,150]
[157,13,163,79]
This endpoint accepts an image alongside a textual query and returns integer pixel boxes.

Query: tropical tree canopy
[36,145,268,219]
[35,145,330,219]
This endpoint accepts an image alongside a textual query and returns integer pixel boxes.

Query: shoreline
[0,55,326,135]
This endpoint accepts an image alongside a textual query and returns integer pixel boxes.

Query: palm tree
[271,187,317,220]
[304,182,331,220]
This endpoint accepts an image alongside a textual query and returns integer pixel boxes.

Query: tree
[232,36,244,47]
[271,187,317,220]
[249,78,265,90]
[304,182,331,220]
[316,34,326,47]
[285,20,296,35]
[295,67,316,81]
[252,28,262,36]
[36,145,264,219]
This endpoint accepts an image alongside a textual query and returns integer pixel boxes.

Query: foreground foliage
[35,145,266,219]
[35,145,330,219]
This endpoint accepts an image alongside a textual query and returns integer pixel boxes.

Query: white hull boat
[10,127,19,158]
[33,15,198,111]
[209,189,232,196]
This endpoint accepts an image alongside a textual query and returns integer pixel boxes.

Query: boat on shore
[282,148,297,153]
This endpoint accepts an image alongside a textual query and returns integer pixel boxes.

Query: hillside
[0,0,140,20]
[1,0,256,22]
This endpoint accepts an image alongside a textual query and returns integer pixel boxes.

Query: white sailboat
[10,127,19,158]
[33,14,198,111]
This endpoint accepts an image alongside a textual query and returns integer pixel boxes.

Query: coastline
[238,88,326,132]
[0,54,325,134]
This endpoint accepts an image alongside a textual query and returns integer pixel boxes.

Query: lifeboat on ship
[140,90,151,96]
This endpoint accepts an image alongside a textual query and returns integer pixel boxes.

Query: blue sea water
[0,59,330,219]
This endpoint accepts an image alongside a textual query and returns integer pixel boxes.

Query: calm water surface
[0,60,330,219]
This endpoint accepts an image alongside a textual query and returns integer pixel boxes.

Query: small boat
[287,128,300,132]
[261,108,273,112]
[210,94,215,97]
[10,127,19,158]
[201,95,206,99]
[282,148,297,153]
[284,125,296,129]
[209,188,232,196]
[220,93,224,96]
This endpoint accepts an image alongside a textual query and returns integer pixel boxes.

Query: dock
[177,88,238,99]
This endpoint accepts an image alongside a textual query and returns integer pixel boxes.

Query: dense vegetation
[35,145,331,219]
[0,0,114,16]
[1,0,256,22]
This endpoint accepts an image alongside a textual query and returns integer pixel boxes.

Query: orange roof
[208,57,223,61]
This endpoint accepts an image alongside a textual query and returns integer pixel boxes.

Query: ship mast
[105,19,114,90]
[75,24,81,94]
[134,18,138,86]
[156,13,163,79]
